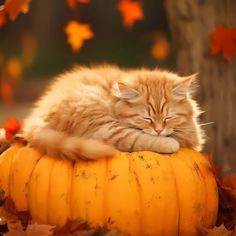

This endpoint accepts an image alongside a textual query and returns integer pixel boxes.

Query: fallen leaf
[2,118,21,140]
[210,25,236,62]
[207,155,236,230]
[24,223,55,236]
[117,0,144,28]
[206,224,233,236]
[65,20,93,52]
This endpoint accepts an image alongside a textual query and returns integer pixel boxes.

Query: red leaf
[117,0,144,28]
[210,25,236,62]
[1,0,31,21]
[2,118,21,140]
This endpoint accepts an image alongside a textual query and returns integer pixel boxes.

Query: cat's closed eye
[142,117,154,123]
[163,116,172,123]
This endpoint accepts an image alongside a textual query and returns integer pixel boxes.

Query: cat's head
[112,70,201,139]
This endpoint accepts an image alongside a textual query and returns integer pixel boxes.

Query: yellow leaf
[117,0,144,28]
[64,20,93,52]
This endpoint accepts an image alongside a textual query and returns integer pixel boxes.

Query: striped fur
[22,65,204,160]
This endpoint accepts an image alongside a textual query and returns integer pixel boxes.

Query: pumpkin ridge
[167,154,180,236]
[130,155,144,235]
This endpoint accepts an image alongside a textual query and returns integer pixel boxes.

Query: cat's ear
[113,82,140,101]
[172,73,198,99]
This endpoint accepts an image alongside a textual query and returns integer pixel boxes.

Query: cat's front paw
[167,138,180,153]
[155,137,180,154]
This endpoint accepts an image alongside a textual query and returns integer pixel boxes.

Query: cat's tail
[22,126,116,160]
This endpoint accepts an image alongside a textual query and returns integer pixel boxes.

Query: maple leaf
[64,20,93,52]
[0,0,31,21]
[3,221,55,236]
[117,0,144,28]
[206,224,234,236]
[210,25,236,62]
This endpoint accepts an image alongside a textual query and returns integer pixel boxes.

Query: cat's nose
[155,128,163,135]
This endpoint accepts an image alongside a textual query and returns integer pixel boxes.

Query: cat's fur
[22,65,204,160]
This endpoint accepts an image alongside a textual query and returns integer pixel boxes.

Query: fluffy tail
[22,127,115,161]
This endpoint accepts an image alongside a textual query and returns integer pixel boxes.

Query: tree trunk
[165,0,236,172]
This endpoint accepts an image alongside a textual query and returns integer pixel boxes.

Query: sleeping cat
[22,65,204,160]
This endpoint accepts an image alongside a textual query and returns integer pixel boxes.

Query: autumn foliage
[210,25,236,62]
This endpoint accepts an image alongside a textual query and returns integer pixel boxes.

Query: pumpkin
[0,144,218,236]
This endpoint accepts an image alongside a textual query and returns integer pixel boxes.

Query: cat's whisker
[199,122,214,127]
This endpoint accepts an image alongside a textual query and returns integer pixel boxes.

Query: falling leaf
[1,0,32,21]
[117,0,144,28]
[65,20,93,52]
[206,224,233,236]
[210,25,236,62]
[151,33,170,61]
[0,80,13,104]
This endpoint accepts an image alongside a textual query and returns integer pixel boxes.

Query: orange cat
[22,65,204,160]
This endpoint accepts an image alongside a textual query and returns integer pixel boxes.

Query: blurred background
[0,0,235,171]
[0,0,173,120]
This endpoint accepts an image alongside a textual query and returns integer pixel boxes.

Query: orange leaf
[210,25,236,62]
[64,20,93,52]
[117,0,144,28]
[3,0,31,21]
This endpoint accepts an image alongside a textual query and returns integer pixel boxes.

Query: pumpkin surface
[0,144,218,236]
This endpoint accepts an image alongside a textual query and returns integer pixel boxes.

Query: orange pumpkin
[0,144,218,236]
